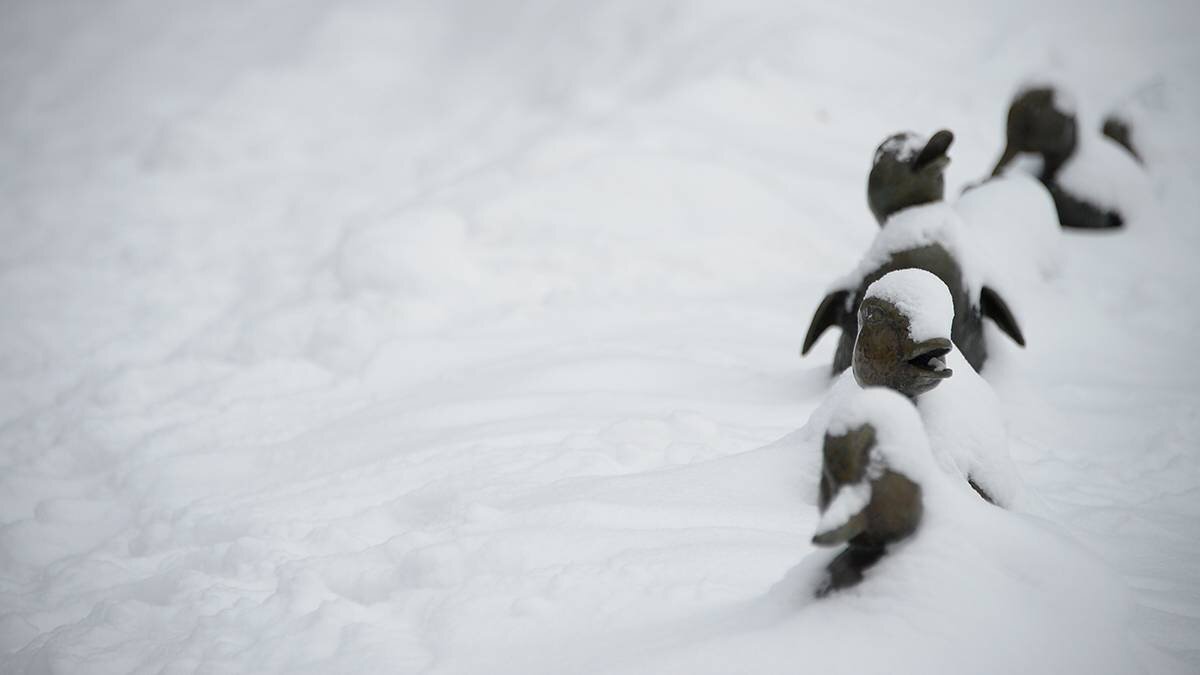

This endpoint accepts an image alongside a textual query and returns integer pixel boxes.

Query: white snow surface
[825,387,938,482]
[957,172,1064,288]
[863,268,957,343]
[3,1,1200,673]
[812,481,871,539]
[1057,134,1154,214]
[917,348,1024,508]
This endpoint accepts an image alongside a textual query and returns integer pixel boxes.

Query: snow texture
[2,0,1199,673]
[873,131,926,163]
[825,386,937,482]
[957,172,1064,288]
[863,268,957,343]
[916,348,1023,507]
[813,481,871,538]
[1057,135,1154,214]
[834,201,985,299]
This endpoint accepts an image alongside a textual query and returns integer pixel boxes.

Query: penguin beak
[812,508,868,546]
[904,337,953,380]
[913,129,954,172]
[922,155,950,173]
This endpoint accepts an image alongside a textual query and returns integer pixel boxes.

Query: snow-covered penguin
[850,269,1020,506]
[992,83,1149,229]
[798,388,1142,667]
[801,130,1025,374]
[805,269,1020,507]
[811,388,926,596]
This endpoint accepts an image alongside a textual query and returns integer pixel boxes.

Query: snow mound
[957,172,1064,287]
[863,269,955,342]
[917,348,1022,507]
[1058,135,1153,216]
[636,461,1146,675]
[1,1,1198,673]
[825,387,936,481]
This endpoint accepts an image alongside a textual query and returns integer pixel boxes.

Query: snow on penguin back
[956,171,1064,289]
[1057,133,1153,222]
[844,199,982,298]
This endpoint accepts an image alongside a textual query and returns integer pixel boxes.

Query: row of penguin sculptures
[795,82,1148,597]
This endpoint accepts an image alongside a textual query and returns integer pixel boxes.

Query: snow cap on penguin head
[867,129,954,225]
[863,268,954,343]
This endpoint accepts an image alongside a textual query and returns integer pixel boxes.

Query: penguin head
[993,85,1078,177]
[852,270,954,399]
[813,388,926,547]
[867,129,954,225]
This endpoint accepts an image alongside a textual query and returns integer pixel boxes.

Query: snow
[674,386,1150,675]
[2,0,1200,673]
[1057,134,1154,215]
[918,348,1023,507]
[862,268,957,343]
[835,201,984,300]
[873,131,926,163]
[813,480,872,538]
[957,172,1064,288]
[814,330,1021,509]
[824,387,936,481]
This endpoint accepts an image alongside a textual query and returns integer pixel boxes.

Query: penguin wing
[802,289,851,356]
[980,286,1026,346]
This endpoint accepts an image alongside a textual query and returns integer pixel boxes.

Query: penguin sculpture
[801,129,1025,374]
[811,388,926,596]
[992,83,1147,229]
[850,269,1020,506]
[801,387,1139,666]
[805,269,1020,507]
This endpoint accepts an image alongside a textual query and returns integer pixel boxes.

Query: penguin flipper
[802,290,850,356]
[1050,185,1124,229]
[980,286,1026,347]
[1101,115,1141,163]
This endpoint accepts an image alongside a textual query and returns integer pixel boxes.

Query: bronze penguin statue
[802,129,1024,374]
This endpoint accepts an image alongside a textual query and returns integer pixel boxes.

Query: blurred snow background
[1,0,1199,672]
